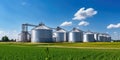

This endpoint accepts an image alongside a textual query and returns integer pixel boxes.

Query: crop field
[0,42,120,60]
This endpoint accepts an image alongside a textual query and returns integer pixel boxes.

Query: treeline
[112,40,120,42]
[0,36,16,42]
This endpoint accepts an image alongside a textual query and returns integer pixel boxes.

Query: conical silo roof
[85,30,93,34]
[70,28,82,32]
[55,27,66,32]
[33,23,51,30]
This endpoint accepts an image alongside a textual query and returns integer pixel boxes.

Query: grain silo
[83,31,95,42]
[17,31,31,42]
[99,33,110,42]
[106,35,111,42]
[31,23,53,43]
[52,33,56,42]
[66,32,69,42]
[93,32,99,42]
[102,34,107,42]
[103,34,111,42]
[68,28,83,42]
[98,33,106,42]
[98,34,103,42]
[54,27,67,42]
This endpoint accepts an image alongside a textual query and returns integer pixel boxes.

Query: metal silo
[54,27,67,42]
[103,34,107,42]
[104,34,111,42]
[106,35,111,42]
[83,31,95,42]
[98,33,111,42]
[52,33,56,42]
[66,32,69,42]
[68,28,83,42]
[98,33,105,42]
[17,31,31,42]
[31,23,53,43]
[98,34,103,42]
[99,33,108,42]
[93,32,99,42]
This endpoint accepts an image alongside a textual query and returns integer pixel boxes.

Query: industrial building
[18,31,31,42]
[17,23,111,43]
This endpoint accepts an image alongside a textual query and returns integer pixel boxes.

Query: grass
[0,42,120,60]
[1,42,120,48]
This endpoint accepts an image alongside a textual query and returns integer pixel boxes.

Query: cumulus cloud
[60,21,72,26]
[0,30,19,40]
[78,21,89,26]
[107,23,120,29]
[73,7,97,20]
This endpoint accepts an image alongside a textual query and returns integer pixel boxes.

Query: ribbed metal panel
[68,28,83,42]
[98,34,104,42]
[54,32,66,42]
[98,33,111,42]
[107,36,111,42]
[31,23,53,43]
[52,33,56,42]
[83,32,95,42]
[94,33,99,42]
[66,32,69,42]
[103,34,107,42]
[31,29,53,42]
[103,34,111,42]
[54,27,67,42]
[98,33,107,42]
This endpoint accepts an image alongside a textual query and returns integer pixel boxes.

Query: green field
[0,42,120,60]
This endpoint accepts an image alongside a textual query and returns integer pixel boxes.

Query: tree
[1,36,9,42]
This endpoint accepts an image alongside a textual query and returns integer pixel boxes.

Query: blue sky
[0,0,120,39]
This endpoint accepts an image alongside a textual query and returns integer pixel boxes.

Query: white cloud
[0,31,4,34]
[107,23,120,29]
[0,30,19,40]
[73,7,97,20]
[78,21,89,26]
[60,21,72,26]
